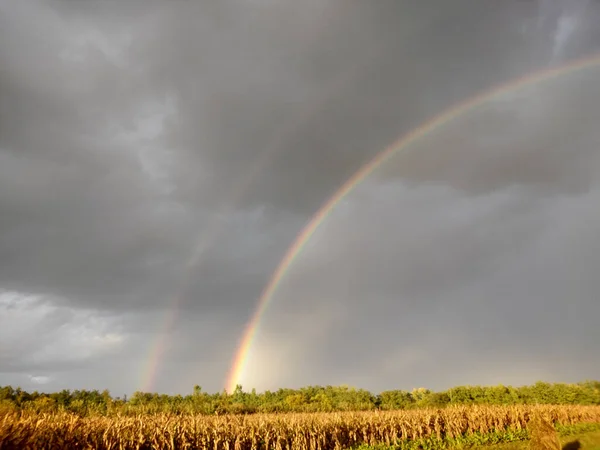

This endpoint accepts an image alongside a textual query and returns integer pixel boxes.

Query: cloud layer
[1,0,599,395]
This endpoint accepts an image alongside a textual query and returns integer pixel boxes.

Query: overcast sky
[1,0,600,397]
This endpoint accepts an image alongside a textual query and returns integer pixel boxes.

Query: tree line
[1,380,599,416]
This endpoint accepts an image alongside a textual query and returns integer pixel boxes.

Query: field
[482,431,600,450]
[2,404,600,450]
[465,428,600,450]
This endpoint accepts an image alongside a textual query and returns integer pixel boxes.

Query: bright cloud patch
[0,291,126,370]
[29,375,51,385]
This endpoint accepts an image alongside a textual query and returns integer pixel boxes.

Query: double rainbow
[225,52,600,393]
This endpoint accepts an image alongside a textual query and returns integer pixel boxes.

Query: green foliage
[0,380,598,416]
[379,390,415,409]
[354,423,600,450]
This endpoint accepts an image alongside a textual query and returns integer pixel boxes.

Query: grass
[481,430,600,450]
[356,423,600,450]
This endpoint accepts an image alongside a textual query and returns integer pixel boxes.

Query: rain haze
[1,0,599,397]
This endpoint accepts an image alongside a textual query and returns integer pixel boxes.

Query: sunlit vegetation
[1,381,600,449]
[356,422,600,450]
[1,381,599,416]
[1,404,600,449]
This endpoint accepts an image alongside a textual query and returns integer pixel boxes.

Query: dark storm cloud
[0,0,587,310]
[0,0,305,313]
[1,0,599,394]
[156,0,552,214]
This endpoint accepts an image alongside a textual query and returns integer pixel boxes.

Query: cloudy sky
[1,0,600,397]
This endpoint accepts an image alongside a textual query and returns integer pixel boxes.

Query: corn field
[1,404,600,450]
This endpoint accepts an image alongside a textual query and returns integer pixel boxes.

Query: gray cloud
[378,67,600,194]
[253,180,600,392]
[0,0,599,395]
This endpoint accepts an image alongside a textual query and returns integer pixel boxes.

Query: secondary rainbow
[138,53,380,393]
[225,52,600,393]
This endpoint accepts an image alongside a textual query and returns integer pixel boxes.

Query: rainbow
[225,52,600,393]
[138,50,383,393]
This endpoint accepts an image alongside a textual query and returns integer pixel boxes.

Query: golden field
[1,404,600,450]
